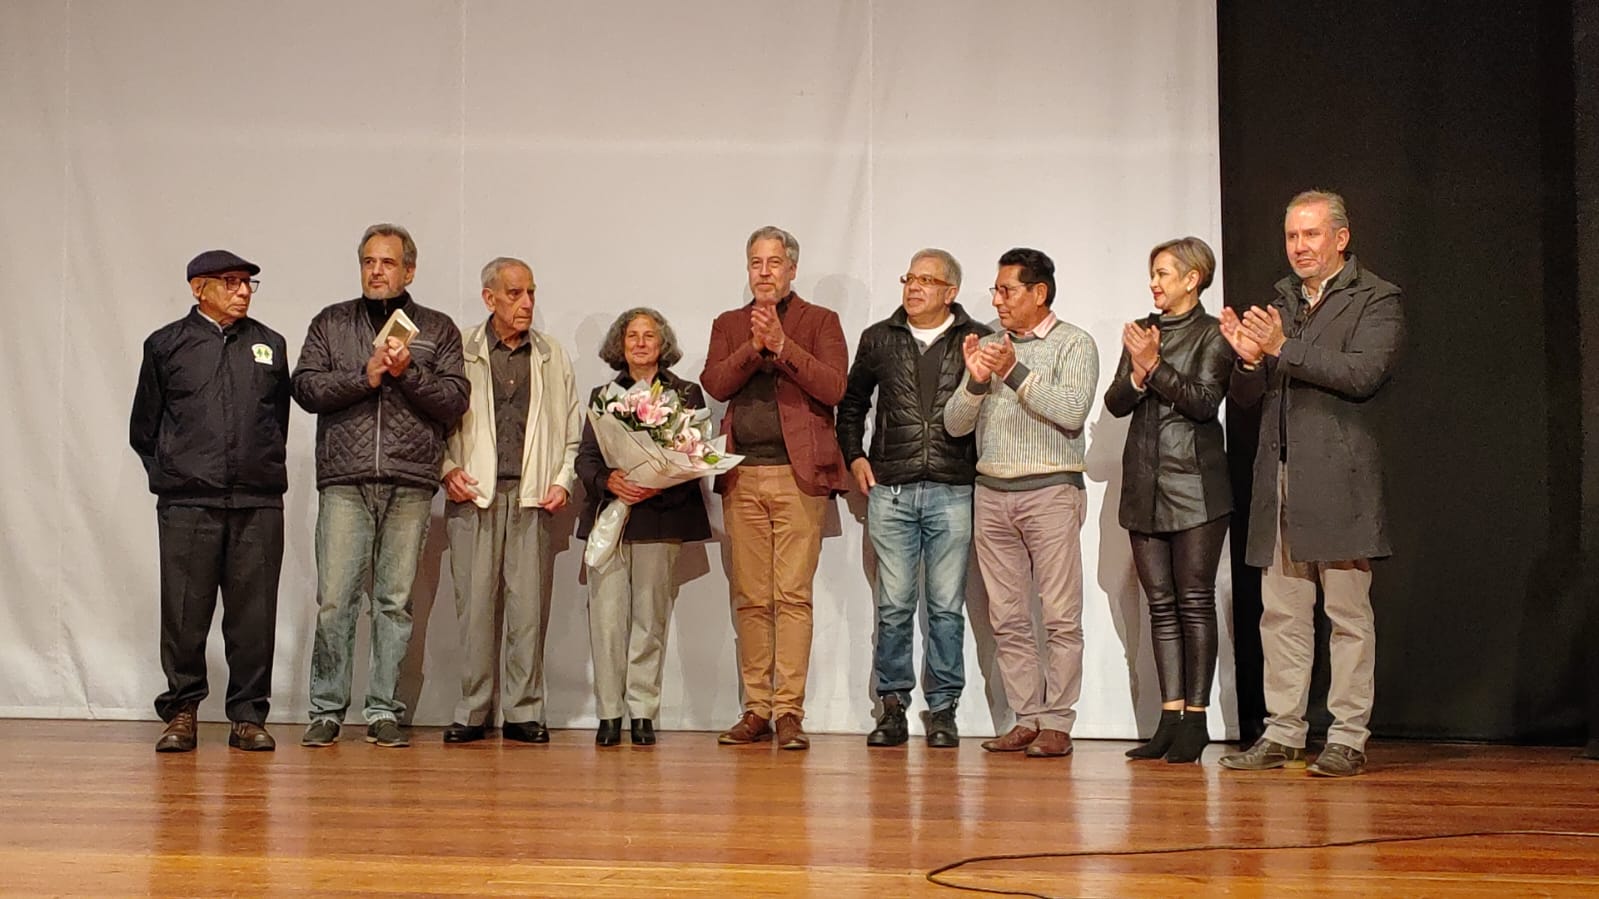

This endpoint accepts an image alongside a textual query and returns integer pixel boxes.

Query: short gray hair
[1287,189,1350,231]
[359,223,417,267]
[480,256,532,289]
[597,307,684,373]
[746,225,800,266]
[910,248,962,288]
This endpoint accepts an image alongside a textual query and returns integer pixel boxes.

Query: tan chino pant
[723,465,828,721]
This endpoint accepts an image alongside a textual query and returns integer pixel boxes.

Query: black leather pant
[1129,516,1228,708]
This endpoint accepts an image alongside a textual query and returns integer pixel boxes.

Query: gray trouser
[587,541,681,720]
[1261,463,1376,751]
[446,482,552,726]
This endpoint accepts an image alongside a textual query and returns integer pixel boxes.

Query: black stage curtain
[1216,1,1590,743]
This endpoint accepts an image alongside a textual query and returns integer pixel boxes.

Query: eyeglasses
[988,283,1033,300]
[900,273,953,288]
[209,276,260,293]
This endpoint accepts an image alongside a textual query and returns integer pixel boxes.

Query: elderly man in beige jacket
[439,256,580,744]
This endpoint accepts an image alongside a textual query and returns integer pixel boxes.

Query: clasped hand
[367,336,412,387]
[749,304,786,355]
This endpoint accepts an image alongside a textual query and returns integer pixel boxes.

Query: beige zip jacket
[442,320,580,509]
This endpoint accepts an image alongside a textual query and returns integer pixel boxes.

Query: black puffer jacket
[836,303,990,487]
[130,307,290,507]
[291,293,469,490]
[1103,302,1233,533]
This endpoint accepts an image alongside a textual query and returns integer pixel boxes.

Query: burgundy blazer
[700,293,850,497]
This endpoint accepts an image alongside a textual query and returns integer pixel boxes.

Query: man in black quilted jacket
[291,223,469,749]
[836,248,989,748]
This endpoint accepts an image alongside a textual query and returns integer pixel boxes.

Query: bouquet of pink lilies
[584,381,741,567]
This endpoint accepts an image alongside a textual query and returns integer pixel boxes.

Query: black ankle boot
[596,717,622,746]
[1165,709,1209,763]
[1126,709,1183,759]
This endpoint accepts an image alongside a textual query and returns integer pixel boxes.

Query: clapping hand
[1123,321,1160,384]
[961,333,993,382]
[1219,306,1265,365]
[1241,305,1286,357]
[750,305,786,355]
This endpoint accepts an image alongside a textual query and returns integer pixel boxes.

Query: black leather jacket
[836,303,990,487]
[1103,302,1233,533]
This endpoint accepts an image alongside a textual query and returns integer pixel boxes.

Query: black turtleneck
[365,291,413,334]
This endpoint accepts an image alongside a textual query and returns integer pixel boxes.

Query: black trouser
[154,504,283,725]
[1129,516,1228,708]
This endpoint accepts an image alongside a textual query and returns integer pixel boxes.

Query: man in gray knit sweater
[945,247,1099,758]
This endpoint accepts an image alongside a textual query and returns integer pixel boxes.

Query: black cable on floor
[926,829,1599,897]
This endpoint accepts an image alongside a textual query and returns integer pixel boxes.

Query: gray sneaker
[1219,736,1307,770]
[301,719,341,747]
[1307,743,1367,777]
[365,719,410,748]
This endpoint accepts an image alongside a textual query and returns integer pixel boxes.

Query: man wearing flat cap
[130,249,290,753]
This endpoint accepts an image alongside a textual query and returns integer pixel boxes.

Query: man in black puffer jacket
[291,223,468,749]
[837,248,990,749]
[131,249,289,754]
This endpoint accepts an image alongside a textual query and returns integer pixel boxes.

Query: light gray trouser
[587,541,681,720]
[446,482,553,727]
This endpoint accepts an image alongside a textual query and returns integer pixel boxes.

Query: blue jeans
[867,481,972,712]
[309,484,433,724]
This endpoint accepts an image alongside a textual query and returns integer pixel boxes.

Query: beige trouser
[1261,463,1376,751]
[973,483,1087,734]
[587,540,682,720]
[445,482,553,727]
[723,464,828,721]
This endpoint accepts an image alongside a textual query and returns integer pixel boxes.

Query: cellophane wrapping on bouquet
[583,382,741,568]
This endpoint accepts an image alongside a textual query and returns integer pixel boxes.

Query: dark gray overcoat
[1229,256,1405,566]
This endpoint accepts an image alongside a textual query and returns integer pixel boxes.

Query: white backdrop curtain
[0,0,1231,738]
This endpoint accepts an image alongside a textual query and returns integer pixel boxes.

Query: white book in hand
[373,308,420,347]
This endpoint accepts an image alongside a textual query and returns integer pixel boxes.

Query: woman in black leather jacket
[1103,237,1234,763]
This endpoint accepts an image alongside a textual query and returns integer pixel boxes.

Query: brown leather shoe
[228,721,276,752]
[155,705,198,753]
[717,711,772,745]
[775,714,809,751]
[981,724,1038,753]
[1025,729,1073,758]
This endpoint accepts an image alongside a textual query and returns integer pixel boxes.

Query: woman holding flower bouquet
[576,307,712,746]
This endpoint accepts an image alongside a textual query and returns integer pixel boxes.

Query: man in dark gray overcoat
[1216,190,1405,778]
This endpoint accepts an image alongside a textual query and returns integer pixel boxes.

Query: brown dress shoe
[156,705,198,753]
[228,721,276,752]
[717,711,772,745]
[775,714,809,751]
[981,725,1039,753]
[1025,729,1073,758]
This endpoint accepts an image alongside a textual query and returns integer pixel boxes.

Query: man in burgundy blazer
[701,225,849,751]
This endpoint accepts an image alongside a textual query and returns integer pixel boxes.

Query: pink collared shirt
[1011,312,1058,340]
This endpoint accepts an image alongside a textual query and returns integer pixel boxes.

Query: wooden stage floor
[1,721,1596,897]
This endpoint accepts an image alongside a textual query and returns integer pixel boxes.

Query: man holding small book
[291,223,468,749]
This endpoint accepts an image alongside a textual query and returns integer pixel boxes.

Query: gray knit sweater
[944,319,1099,480]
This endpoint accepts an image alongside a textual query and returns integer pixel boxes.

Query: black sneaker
[867,697,909,747]
[1307,743,1367,777]
[365,719,410,748]
[926,705,959,748]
